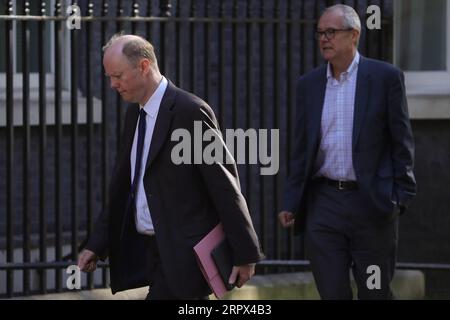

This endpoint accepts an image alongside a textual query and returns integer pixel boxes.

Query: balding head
[103,33,159,71]
[103,33,163,105]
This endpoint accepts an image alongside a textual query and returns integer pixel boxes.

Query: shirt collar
[140,76,168,118]
[327,51,360,81]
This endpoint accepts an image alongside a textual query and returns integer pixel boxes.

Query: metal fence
[0,0,394,297]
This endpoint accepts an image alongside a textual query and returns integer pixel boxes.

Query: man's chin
[119,93,133,103]
[321,51,334,62]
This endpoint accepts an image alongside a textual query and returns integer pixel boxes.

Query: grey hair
[103,32,158,70]
[323,4,361,32]
[323,4,361,46]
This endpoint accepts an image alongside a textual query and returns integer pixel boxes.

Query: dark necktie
[131,108,147,196]
[121,108,147,239]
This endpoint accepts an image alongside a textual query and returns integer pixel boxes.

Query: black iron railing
[0,0,395,297]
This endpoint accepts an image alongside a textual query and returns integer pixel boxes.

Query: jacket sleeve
[84,105,137,259]
[190,104,265,266]
[387,70,417,211]
[282,78,308,215]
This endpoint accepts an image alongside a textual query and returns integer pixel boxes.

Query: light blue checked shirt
[314,52,360,181]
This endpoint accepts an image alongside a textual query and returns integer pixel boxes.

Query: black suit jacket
[86,81,264,298]
[283,56,417,233]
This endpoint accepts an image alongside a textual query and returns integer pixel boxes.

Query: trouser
[305,181,398,300]
[144,236,209,300]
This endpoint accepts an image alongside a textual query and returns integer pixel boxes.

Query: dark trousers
[305,181,398,300]
[144,236,209,300]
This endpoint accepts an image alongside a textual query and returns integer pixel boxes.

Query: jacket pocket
[377,166,393,178]
[182,219,214,238]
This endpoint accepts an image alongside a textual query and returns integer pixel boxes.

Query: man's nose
[319,38,331,47]
[110,78,119,89]
[319,35,329,43]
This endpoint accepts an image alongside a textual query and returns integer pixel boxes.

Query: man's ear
[352,29,360,46]
[139,58,151,75]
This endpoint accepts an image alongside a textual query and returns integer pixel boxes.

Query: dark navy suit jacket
[86,81,264,297]
[283,56,417,233]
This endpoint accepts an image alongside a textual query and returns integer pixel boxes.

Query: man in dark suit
[78,34,264,300]
[279,5,416,299]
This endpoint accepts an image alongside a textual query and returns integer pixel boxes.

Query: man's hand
[228,263,255,288]
[278,211,295,228]
[78,249,99,273]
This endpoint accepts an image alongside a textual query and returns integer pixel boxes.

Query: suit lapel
[352,56,371,151]
[144,81,176,171]
[125,105,140,152]
[308,66,327,155]
[119,104,139,179]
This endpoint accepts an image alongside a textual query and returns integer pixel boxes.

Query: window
[0,0,55,89]
[0,1,100,126]
[394,0,450,95]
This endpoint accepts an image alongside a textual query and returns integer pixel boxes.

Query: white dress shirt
[314,52,360,181]
[130,76,168,235]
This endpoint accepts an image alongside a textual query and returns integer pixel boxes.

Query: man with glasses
[279,5,416,299]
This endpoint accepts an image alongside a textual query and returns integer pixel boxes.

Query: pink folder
[193,223,230,299]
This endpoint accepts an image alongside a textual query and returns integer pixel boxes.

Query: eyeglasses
[315,28,353,40]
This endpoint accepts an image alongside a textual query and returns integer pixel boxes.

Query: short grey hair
[103,32,158,70]
[323,4,361,44]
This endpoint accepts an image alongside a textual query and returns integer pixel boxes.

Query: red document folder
[193,223,231,299]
